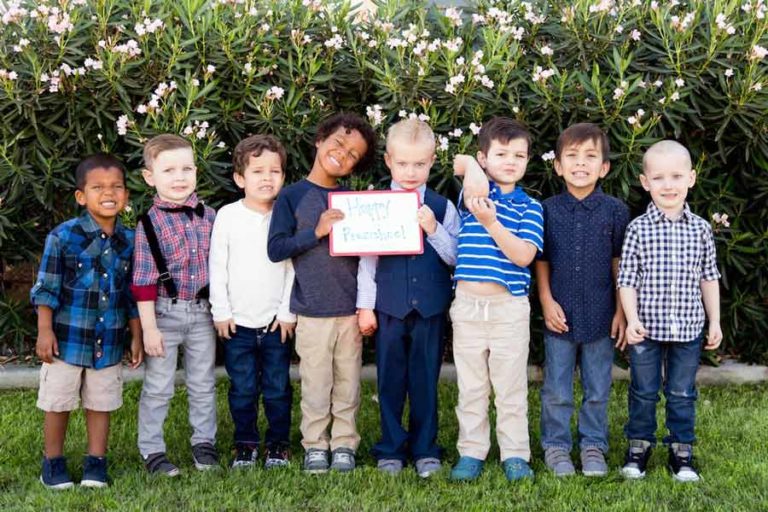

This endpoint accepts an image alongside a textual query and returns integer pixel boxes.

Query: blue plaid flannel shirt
[30,211,138,369]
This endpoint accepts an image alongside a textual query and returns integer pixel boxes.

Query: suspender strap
[139,213,179,300]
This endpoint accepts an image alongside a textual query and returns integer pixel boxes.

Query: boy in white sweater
[209,135,296,469]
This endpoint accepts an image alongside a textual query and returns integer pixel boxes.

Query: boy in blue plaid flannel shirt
[618,140,722,483]
[31,154,143,489]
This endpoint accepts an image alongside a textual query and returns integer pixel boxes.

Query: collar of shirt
[646,201,693,224]
[153,192,201,210]
[561,185,604,211]
[77,210,129,246]
[389,180,426,202]
[489,182,528,204]
[237,199,271,224]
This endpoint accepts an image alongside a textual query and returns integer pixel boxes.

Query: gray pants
[138,297,217,457]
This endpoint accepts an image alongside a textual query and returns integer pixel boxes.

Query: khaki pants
[295,315,362,451]
[450,289,531,461]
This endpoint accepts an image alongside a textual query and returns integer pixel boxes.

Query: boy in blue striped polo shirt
[449,117,544,482]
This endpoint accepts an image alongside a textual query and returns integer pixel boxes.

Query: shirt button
[102,296,108,301]
[191,275,195,279]
[78,263,82,268]
[575,266,581,271]
[192,249,196,253]
[575,245,581,250]
[412,277,418,283]
[186,224,191,228]
[101,234,106,239]
[103,273,108,278]
[96,351,102,358]
[411,299,419,305]
[97,339,102,345]
[98,317,104,322]
[104,249,110,254]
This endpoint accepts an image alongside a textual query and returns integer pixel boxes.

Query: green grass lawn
[1,379,767,511]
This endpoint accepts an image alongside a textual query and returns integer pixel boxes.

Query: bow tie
[159,203,205,218]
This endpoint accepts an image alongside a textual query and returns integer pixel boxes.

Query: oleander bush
[0,0,766,361]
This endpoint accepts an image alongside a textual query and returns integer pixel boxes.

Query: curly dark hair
[314,112,378,172]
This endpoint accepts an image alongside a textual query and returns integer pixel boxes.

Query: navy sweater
[267,179,359,317]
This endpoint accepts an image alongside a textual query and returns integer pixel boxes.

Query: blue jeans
[625,336,702,446]
[540,335,614,452]
[223,324,292,447]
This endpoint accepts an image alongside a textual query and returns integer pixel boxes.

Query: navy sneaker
[81,455,108,488]
[668,443,701,482]
[621,439,653,479]
[40,456,74,490]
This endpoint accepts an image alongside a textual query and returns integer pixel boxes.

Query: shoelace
[582,447,603,463]
[546,449,571,466]
[307,451,327,463]
[334,452,353,464]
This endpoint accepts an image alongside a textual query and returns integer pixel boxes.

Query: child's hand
[215,319,237,340]
[129,336,144,369]
[143,327,165,358]
[705,322,723,350]
[270,318,295,344]
[541,298,568,334]
[611,309,627,350]
[417,205,438,235]
[466,197,497,228]
[357,309,377,336]
[35,328,59,364]
[625,320,647,345]
[315,208,345,239]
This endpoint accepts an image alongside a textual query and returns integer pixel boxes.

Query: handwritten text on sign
[328,190,424,256]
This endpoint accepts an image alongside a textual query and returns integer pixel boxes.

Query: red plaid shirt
[131,194,216,301]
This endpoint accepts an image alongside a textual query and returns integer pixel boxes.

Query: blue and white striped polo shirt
[454,183,544,296]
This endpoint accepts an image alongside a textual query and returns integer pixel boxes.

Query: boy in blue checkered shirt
[618,140,722,483]
[30,154,143,489]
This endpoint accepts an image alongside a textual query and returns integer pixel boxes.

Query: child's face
[142,147,197,204]
[477,137,530,193]
[640,153,696,214]
[233,150,285,205]
[314,126,368,180]
[554,138,609,197]
[75,166,128,225]
[384,139,435,190]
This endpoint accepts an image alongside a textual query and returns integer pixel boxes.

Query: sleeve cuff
[130,284,158,301]
[30,294,59,310]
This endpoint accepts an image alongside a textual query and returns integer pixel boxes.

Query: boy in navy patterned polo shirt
[536,123,630,477]
[31,154,143,489]
[618,140,721,482]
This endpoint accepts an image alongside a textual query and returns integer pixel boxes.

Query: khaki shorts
[37,359,123,412]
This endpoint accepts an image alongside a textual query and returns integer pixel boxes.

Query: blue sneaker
[450,456,484,481]
[81,455,108,488]
[502,457,534,481]
[40,456,74,490]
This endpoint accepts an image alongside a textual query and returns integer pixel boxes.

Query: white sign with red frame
[328,190,424,256]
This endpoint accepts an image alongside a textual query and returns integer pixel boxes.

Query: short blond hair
[386,119,435,153]
[143,134,192,169]
[643,140,691,174]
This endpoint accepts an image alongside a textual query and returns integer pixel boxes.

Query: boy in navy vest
[357,119,459,477]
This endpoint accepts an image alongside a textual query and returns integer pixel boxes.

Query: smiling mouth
[100,201,117,208]
[328,155,341,168]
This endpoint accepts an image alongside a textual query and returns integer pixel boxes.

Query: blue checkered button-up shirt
[617,202,720,343]
[30,212,138,369]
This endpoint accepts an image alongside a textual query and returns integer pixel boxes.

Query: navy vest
[375,189,453,319]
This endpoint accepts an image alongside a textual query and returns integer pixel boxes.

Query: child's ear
[599,160,610,178]
[383,151,392,169]
[639,172,650,191]
[74,189,86,206]
[554,159,563,176]
[476,150,488,169]
[141,168,155,187]
[233,172,245,189]
[689,169,697,187]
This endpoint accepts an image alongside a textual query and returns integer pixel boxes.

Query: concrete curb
[1,360,766,390]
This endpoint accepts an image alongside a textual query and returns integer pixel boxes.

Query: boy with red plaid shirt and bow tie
[131,134,219,476]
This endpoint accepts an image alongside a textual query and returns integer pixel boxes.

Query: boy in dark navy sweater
[267,113,377,473]
[357,119,459,477]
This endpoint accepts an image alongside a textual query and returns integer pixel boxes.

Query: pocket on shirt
[64,254,95,290]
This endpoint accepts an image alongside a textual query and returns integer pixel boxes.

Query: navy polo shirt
[540,187,630,344]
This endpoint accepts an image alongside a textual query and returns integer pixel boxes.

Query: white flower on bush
[84,58,103,70]
[324,34,344,50]
[469,123,481,135]
[206,64,216,75]
[613,86,625,100]
[398,110,407,118]
[12,38,29,52]
[653,80,663,88]
[217,141,227,149]
[541,45,554,56]
[0,69,18,81]
[2,2,28,25]
[443,37,463,52]
[589,0,615,14]
[366,104,384,127]
[752,82,763,92]
[114,39,141,57]
[675,78,685,88]
[135,18,164,37]
[472,13,486,25]
[630,29,641,41]
[670,91,681,101]
[449,128,462,138]
[725,68,734,78]
[445,7,462,27]
[136,104,148,114]
[265,86,285,100]
[445,73,465,94]
[437,136,449,152]
[532,66,556,83]
[243,62,253,74]
[541,150,555,162]
[715,13,737,34]
[712,213,730,227]
[479,75,494,89]
[183,120,209,139]
[47,10,73,35]
[116,114,132,136]
[750,45,767,60]
[615,25,623,34]
[627,108,646,126]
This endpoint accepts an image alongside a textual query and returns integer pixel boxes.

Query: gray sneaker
[581,446,608,477]
[192,443,219,471]
[303,448,330,474]
[414,457,441,478]
[330,448,356,472]
[544,447,575,477]
[377,459,403,475]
